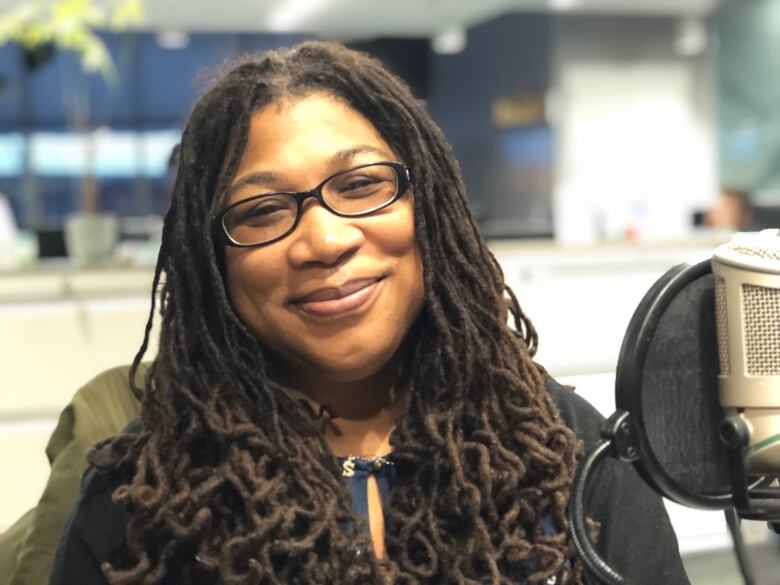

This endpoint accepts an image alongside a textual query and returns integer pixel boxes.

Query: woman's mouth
[292,276,385,317]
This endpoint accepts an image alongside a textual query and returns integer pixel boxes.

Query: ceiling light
[432,28,466,55]
[674,17,707,56]
[549,0,578,11]
[268,0,327,32]
[156,31,190,50]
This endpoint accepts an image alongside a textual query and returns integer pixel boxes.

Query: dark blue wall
[0,19,555,235]
[0,32,312,129]
[427,13,554,237]
[0,32,313,228]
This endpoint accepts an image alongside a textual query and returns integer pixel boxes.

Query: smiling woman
[50,42,689,585]
[225,95,423,391]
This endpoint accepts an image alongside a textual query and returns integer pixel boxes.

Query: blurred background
[1,0,779,583]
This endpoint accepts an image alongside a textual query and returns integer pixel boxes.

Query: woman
[52,42,688,584]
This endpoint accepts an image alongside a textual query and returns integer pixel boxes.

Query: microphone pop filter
[615,259,733,509]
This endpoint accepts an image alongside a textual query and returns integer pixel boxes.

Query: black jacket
[51,379,690,584]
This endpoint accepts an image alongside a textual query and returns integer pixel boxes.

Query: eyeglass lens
[223,163,401,246]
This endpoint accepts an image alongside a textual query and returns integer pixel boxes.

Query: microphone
[568,229,780,585]
[713,231,780,476]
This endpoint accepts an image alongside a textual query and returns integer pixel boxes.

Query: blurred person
[703,187,754,231]
[50,42,689,584]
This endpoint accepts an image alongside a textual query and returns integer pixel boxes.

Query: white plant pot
[64,213,119,265]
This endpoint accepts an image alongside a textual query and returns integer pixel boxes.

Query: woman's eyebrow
[226,145,392,197]
[328,145,393,167]
[226,171,282,197]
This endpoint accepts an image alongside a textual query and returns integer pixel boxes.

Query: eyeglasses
[218,161,412,247]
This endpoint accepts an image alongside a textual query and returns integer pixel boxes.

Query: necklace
[340,454,394,478]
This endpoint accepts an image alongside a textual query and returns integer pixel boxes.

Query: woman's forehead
[236,94,397,173]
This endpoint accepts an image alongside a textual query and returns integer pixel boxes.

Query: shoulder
[47,364,145,462]
[76,362,149,400]
[545,376,605,447]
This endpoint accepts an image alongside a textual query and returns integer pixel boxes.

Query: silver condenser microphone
[713,229,780,475]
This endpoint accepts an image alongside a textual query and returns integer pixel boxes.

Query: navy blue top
[336,453,561,584]
[336,454,395,519]
[336,454,558,540]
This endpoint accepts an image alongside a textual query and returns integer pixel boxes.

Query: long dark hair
[93,41,583,584]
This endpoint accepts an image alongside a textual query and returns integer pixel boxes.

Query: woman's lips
[293,277,384,317]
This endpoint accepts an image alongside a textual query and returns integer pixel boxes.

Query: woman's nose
[287,205,365,268]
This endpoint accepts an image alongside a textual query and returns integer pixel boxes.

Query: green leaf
[0,0,145,82]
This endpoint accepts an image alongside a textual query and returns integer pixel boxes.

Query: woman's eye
[234,198,291,225]
[250,204,283,217]
[336,175,386,198]
[345,177,378,189]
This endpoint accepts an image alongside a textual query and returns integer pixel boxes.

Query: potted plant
[0,0,143,264]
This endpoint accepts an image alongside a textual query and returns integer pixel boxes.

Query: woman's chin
[309,359,389,384]
[283,348,400,388]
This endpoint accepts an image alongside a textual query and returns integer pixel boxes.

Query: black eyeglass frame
[217,161,413,248]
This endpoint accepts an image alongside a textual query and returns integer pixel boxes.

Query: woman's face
[223,93,425,385]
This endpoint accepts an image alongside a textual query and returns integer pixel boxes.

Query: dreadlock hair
[91,41,584,584]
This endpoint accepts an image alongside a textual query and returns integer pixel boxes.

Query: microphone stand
[719,415,780,585]
[569,410,639,585]
[724,508,756,585]
[571,411,780,585]
[719,416,780,521]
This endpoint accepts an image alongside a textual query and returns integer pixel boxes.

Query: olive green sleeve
[0,364,144,585]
